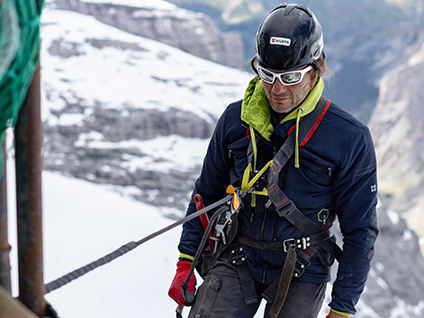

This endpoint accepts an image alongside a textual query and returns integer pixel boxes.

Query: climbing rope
[44,194,234,294]
[0,0,43,177]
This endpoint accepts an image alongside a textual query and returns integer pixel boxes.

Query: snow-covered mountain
[41,4,251,211]
[5,1,424,317]
[50,0,245,69]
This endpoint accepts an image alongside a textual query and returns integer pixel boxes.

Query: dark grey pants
[188,259,326,318]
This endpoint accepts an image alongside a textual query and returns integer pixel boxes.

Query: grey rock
[368,6,424,242]
[50,0,244,69]
[358,195,424,317]
[43,103,212,210]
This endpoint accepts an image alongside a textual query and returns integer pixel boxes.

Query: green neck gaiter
[241,77,325,141]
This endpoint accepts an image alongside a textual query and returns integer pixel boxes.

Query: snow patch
[78,0,177,10]
[387,209,400,225]
[40,8,251,126]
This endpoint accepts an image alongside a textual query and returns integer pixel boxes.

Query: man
[169,3,378,318]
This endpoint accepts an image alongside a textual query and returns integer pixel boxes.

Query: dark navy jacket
[178,98,378,314]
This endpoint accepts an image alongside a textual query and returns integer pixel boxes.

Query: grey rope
[44,194,233,294]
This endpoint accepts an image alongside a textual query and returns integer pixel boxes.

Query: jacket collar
[241,77,324,141]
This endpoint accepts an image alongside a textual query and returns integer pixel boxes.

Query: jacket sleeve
[329,126,379,314]
[177,105,235,257]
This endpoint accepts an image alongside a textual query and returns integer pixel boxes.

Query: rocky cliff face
[50,0,245,69]
[43,106,212,210]
[358,195,424,318]
[368,9,424,243]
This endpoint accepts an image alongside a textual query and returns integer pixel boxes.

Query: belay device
[180,185,242,305]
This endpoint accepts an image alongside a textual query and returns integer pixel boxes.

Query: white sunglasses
[256,65,313,86]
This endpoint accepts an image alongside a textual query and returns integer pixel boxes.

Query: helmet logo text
[270,37,291,47]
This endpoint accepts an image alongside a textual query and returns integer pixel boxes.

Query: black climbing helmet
[254,3,324,72]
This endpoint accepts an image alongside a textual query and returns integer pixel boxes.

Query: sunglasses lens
[257,68,275,84]
[280,71,302,85]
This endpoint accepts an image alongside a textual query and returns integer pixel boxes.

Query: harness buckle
[293,248,313,278]
[297,237,311,250]
[283,237,311,252]
[283,238,296,252]
[293,259,308,278]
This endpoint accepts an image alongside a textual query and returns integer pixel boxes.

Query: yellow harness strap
[241,127,272,199]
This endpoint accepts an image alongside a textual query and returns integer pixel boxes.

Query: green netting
[0,0,19,79]
[0,0,44,178]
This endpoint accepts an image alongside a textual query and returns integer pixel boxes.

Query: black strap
[260,245,318,308]
[261,98,342,314]
[268,245,297,318]
[265,98,341,256]
[230,245,259,305]
[236,230,331,252]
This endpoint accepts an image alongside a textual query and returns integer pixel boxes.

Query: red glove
[168,261,196,306]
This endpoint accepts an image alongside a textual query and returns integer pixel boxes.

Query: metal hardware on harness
[293,261,307,278]
[293,250,313,278]
[227,184,241,214]
[297,237,311,250]
[250,170,266,190]
[294,258,308,278]
[230,247,246,265]
[283,239,296,252]
[283,237,311,252]
[229,245,259,306]
[212,185,243,246]
[214,210,233,245]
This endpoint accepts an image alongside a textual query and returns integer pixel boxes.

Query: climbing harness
[238,97,341,318]
[177,97,342,318]
[174,96,343,318]
[176,98,340,317]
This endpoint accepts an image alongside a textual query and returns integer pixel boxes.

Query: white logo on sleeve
[270,37,291,46]
[371,184,377,192]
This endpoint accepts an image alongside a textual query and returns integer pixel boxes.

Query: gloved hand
[168,261,196,306]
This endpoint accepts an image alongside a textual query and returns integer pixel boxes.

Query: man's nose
[272,79,289,94]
